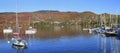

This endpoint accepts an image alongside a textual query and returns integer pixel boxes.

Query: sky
[0,0,120,14]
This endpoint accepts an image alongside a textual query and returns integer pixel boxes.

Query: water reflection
[3,34,35,53]
[3,34,13,43]
[0,25,91,39]
[1,25,120,53]
[35,25,90,39]
[98,34,120,53]
[12,45,26,53]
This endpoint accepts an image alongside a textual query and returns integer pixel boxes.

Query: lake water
[0,25,120,53]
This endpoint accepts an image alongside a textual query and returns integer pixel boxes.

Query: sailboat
[3,17,13,34]
[104,14,118,36]
[25,17,37,34]
[3,27,13,34]
[13,2,20,37]
[12,0,27,49]
[25,27,37,34]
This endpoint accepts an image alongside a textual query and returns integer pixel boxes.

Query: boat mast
[5,17,8,28]
[115,9,118,27]
[16,0,19,33]
[110,14,112,28]
[103,14,106,27]
[101,14,105,27]
[100,14,103,27]
[29,17,31,26]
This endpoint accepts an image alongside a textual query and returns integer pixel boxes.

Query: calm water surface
[0,25,120,53]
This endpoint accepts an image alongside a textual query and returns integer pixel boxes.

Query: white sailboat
[12,0,27,49]
[3,27,13,34]
[13,0,20,37]
[25,27,37,34]
[25,17,37,34]
[3,17,13,34]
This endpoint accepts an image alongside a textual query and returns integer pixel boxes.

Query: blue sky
[0,0,120,14]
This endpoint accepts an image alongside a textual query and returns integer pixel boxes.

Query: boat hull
[12,44,27,50]
[104,32,117,37]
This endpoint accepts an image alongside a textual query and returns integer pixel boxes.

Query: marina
[0,0,120,53]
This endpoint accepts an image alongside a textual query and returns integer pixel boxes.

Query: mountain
[35,10,60,14]
[0,12,15,14]
[0,10,119,28]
